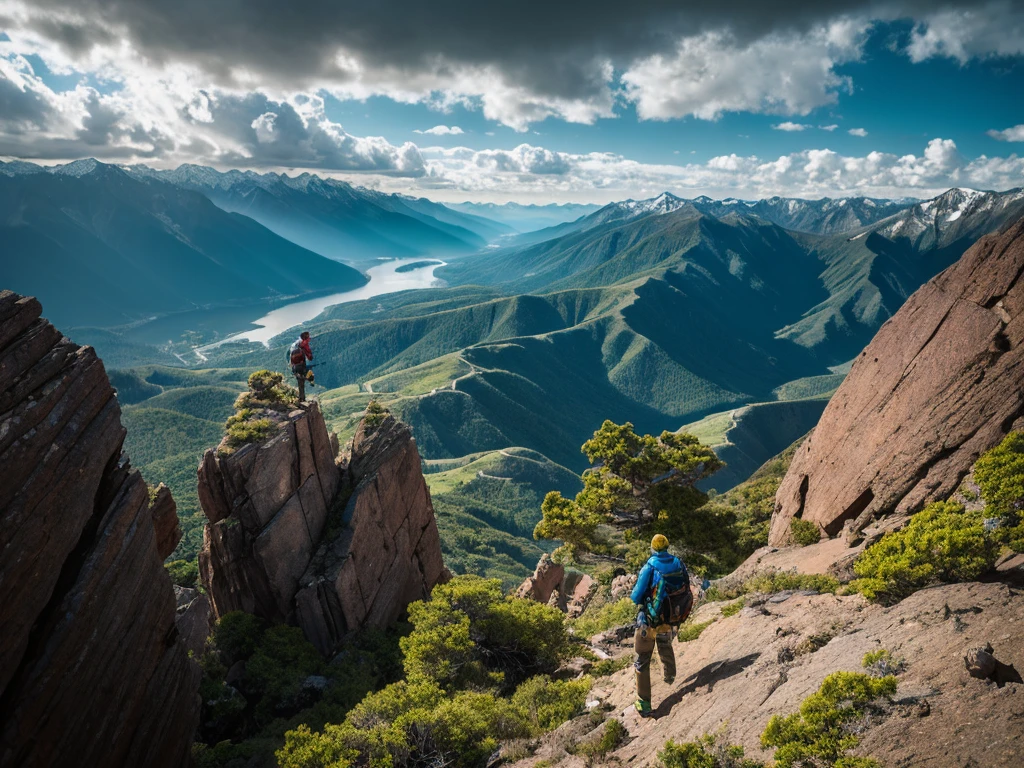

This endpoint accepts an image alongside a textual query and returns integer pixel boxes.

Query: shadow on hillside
[653,653,760,719]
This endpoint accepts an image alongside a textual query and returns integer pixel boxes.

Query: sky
[1,0,1023,203]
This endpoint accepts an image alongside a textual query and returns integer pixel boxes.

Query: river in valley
[200,258,445,351]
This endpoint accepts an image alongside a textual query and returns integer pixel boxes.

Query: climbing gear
[635,698,653,717]
[651,534,669,551]
[643,564,693,628]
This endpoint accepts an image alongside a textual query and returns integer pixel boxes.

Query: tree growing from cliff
[534,420,729,568]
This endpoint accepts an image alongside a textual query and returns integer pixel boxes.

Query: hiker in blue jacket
[631,533,688,717]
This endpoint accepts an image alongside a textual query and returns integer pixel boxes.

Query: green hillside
[115,365,250,562]
[681,399,828,492]
[425,447,582,588]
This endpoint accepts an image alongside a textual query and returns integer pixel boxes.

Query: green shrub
[213,611,266,664]
[850,501,999,603]
[511,675,591,732]
[364,399,389,431]
[570,597,637,639]
[974,431,1024,552]
[224,410,276,450]
[678,619,716,642]
[401,575,569,692]
[591,656,631,677]
[245,625,327,724]
[720,599,744,618]
[761,671,896,768]
[576,718,628,764]
[247,370,298,406]
[790,518,821,546]
[659,731,764,768]
[325,680,531,768]
[277,725,356,768]
[706,572,840,602]
[165,558,199,588]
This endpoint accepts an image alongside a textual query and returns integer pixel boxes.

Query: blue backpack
[643,560,693,627]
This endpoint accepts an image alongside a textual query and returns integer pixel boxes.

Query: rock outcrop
[295,415,448,655]
[199,408,447,656]
[198,400,340,623]
[0,291,201,768]
[516,555,596,618]
[771,218,1024,545]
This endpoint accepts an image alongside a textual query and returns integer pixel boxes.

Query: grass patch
[706,571,840,602]
[570,598,637,640]
[677,619,716,642]
[720,599,745,618]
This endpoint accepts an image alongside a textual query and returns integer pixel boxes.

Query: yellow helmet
[651,534,669,551]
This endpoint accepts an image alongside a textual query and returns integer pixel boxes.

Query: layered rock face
[0,291,201,768]
[199,408,447,656]
[770,218,1024,546]
[296,416,448,655]
[198,400,340,623]
[516,554,596,618]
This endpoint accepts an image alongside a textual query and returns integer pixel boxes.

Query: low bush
[591,656,631,677]
[223,410,275,451]
[165,558,198,588]
[511,675,591,731]
[974,430,1024,552]
[363,399,389,432]
[789,518,821,547]
[570,597,637,639]
[659,731,763,768]
[576,719,628,765]
[849,501,999,603]
[720,599,744,618]
[401,575,570,692]
[678,619,716,642]
[761,671,896,767]
[706,571,840,602]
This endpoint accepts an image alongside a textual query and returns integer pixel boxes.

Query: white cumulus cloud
[414,125,465,135]
[848,127,868,136]
[773,122,810,131]
[988,124,1024,142]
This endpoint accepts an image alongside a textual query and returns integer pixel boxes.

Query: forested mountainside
[0,161,367,329]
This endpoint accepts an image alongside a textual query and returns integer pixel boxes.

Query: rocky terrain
[518,580,1023,768]
[199,404,447,655]
[516,554,596,618]
[771,218,1024,545]
[0,291,201,768]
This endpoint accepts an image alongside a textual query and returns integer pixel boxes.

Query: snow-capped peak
[50,158,102,177]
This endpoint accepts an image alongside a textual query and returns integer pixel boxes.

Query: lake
[200,258,446,350]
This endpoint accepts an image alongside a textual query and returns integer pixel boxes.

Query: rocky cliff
[770,218,1024,545]
[0,291,201,768]
[198,407,447,655]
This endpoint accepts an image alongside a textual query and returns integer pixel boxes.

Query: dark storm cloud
[16,0,986,99]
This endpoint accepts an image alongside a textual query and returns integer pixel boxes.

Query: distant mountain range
[124,164,511,264]
[0,159,367,329]
[442,201,602,233]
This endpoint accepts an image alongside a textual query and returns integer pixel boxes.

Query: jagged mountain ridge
[124,162,506,262]
[0,161,367,329]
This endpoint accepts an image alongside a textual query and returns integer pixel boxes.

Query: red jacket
[289,337,313,364]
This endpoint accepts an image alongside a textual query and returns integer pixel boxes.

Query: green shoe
[635,698,653,717]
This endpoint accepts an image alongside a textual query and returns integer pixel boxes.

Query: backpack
[289,341,305,366]
[643,560,693,628]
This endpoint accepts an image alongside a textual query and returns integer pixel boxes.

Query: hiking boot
[635,698,653,718]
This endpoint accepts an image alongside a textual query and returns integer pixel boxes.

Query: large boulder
[515,554,565,604]
[0,291,200,768]
[770,218,1024,545]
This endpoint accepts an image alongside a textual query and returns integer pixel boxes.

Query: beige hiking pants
[633,624,675,703]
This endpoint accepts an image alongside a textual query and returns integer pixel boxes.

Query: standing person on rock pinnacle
[288,330,314,402]
[630,534,693,717]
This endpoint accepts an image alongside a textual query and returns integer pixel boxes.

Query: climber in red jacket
[288,331,313,402]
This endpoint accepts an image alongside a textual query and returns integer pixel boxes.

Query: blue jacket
[631,551,687,605]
